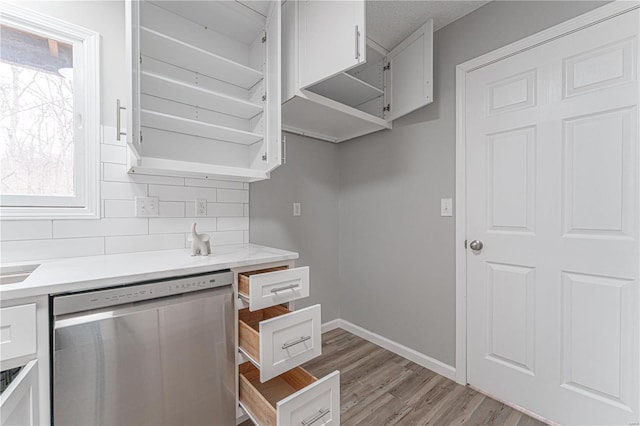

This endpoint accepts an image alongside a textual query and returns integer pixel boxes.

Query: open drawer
[238,266,310,311]
[239,304,321,382]
[239,362,340,426]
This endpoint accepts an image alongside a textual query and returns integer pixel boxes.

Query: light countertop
[1,244,298,300]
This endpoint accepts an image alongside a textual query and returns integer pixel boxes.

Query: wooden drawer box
[238,266,310,311]
[239,362,340,426]
[0,304,36,364]
[239,304,322,382]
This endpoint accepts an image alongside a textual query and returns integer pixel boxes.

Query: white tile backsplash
[0,221,53,241]
[1,125,250,263]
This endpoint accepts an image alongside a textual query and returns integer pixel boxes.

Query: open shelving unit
[125,0,281,182]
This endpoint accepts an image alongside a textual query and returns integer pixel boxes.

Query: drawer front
[249,266,310,311]
[260,304,322,382]
[0,304,36,363]
[277,370,340,426]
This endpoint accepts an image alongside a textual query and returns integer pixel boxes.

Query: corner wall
[253,0,608,367]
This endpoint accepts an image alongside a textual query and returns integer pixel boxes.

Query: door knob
[469,240,483,251]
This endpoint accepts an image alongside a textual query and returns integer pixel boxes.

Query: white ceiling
[366,1,490,51]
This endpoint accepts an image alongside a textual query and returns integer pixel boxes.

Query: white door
[264,0,281,173]
[297,0,365,88]
[384,20,433,122]
[466,8,639,425]
[125,0,141,158]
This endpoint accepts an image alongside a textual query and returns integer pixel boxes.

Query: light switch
[293,203,301,217]
[441,198,453,217]
[135,196,159,217]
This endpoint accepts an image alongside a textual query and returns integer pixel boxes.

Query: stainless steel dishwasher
[51,271,235,426]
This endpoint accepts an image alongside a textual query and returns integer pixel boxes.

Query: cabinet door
[265,1,282,173]
[125,0,142,158]
[384,20,433,122]
[298,0,365,88]
[0,360,39,426]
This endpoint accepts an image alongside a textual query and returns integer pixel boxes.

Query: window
[0,4,99,219]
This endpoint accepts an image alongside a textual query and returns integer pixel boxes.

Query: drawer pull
[281,335,311,350]
[270,283,299,293]
[302,408,330,426]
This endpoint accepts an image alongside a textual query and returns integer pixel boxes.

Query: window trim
[0,2,100,219]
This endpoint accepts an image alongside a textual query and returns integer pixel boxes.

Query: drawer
[239,304,322,382]
[239,266,310,311]
[0,304,36,363]
[239,362,340,426]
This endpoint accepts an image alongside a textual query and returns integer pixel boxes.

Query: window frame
[0,3,100,219]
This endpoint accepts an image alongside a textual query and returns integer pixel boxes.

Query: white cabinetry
[282,0,433,143]
[234,263,340,425]
[0,297,49,426]
[124,1,282,182]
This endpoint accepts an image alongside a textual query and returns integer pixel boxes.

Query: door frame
[454,0,640,386]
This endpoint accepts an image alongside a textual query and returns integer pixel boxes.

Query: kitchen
[0,1,638,425]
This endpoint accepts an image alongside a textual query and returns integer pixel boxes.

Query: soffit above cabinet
[366,0,489,50]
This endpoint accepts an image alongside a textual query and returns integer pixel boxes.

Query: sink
[0,264,39,285]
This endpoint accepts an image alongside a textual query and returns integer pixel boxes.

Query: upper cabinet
[282,0,433,143]
[123,0,282,182]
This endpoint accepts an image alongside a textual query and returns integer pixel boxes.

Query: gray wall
[251,0,607,367]
[250,134,341,321]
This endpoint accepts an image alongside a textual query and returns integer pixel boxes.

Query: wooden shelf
[306,72,384,108]
[141,71,263,119]
[130,156,269,182]
[140,27,263,89]
[141,110,263,145]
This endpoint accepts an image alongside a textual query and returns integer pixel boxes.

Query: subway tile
[184,230,244,248]
[185,202,244,217]
[103,200,135,218]
[244,204,249,217]
[105,234,184,254]
[159,202,185,217]
[53,218,148,238]
[217,217,249,231]
[101,144,126,164]
[149,185,216,202]
[0,237,104,262]
[0,220,52,241]
[149,217,216,234]
[243,230,249,243]
[185,178,244,189]
[217,189,248,203]
[101,181,147,200]
[243,183,249,190]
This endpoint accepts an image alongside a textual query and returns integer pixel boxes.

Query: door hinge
[140,54,143,65]
[262,33,267,43]
[262,153,267,161]
[262,94,267,102]
[383,104,391,112]
[464,240,467,249]
[383,62,391,71]
[140,130,143,143]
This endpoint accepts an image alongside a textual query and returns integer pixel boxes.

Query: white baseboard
[321,318,456,381]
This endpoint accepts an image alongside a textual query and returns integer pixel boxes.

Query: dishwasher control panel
[53,270,233,316]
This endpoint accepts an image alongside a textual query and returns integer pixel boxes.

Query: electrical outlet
[135,196,159,217]
[293,202,301,217]
[195,199,207,217]
[441,198,453,217]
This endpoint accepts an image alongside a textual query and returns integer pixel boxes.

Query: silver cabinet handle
[355,25,360,60]
[116,99,127,141]
[469,240,483,252]
[281,335,311,350]
[282,134,287,165]
[270,284,298,293]
[302,409,330,426]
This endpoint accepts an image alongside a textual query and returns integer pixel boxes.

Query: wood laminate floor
[240,328,547,426]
